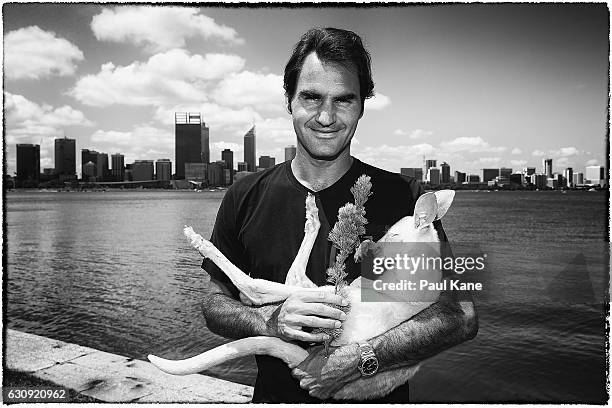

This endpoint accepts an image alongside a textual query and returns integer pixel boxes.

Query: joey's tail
[148,336,308,375]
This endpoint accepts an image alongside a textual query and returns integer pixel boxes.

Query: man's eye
[304,94,320,101]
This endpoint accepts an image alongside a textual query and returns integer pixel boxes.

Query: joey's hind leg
[285,193,319,288]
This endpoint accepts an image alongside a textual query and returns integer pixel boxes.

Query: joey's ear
[434,190,455,220]
[413,192,437,229]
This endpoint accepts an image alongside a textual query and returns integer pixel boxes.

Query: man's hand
[267,290,348,342]
[291,343,361,399]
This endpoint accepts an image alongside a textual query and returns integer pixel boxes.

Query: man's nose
[315,99,336,127]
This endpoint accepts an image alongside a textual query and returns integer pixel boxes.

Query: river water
[5,189,608,402]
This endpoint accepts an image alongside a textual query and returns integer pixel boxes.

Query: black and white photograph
[3,2,609,404]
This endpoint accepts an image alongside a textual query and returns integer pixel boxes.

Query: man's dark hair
[283,27,375,113]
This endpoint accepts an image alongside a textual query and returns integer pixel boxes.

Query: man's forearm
[202,292,279,340]
[370,291,478,369]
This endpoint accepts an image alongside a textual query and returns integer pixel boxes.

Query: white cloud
[364,93,391,111]
[408,129,433,140]
[553,147,579,157]
[91,6,244,52]
[5,26,84,80]
[532,150,546,156]
[510,160,527,167]
[476,157,502,165]
[393,129,407,136]
[511,148,523,155]
[211,71,285,112]
[440,137,506,154]
[70,49,244,107]
[585,159,599,166]
[353,143,435,172]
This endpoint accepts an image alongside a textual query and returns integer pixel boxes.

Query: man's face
[290,52,362,161]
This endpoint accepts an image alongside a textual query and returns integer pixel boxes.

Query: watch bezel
[359,356,379,376]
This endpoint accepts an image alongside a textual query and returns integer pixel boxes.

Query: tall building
[259,155,275,169]
[83,161,96,180]
[221,149,234,184]
[427,167,440,185]
[454,171,466,184]
[81,149,98,180]
[156,159,172,181]
[97,153,109,181]
[208,162,224,187]
[467,174,480,183]
[400,168,423,181]
[573,172,584,185]
[285,145,297,162]
[523,167,536,176]
[111,153,125,182]
[185,163,208,181]
[244,126,256,172]
[175,112,209,179]
[585,165,605,185]
[543,158,553,178]
[440,162,451,184]
[132,160,154,181]
[500,168,513,179]
[482,168,500,183]
[54,137,76,178]
[237,162,248,172]
[16,144,40,186]
[564,168,573,188]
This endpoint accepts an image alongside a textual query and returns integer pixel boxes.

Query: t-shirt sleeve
[201,188,242,299]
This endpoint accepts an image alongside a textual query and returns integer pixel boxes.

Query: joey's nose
[315,101,336,127]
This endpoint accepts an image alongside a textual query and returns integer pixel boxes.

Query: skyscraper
[564,168,573,188]
[132,160,154,181]
[285,145,297,162]
[156,159,172,181]
[455,171,466,184]
[585,165,605,185]
[175,112,209,179]
[221,149,234,184]
[440,162,451,184]
[16,144,40,186]
[244,126,256,172]
[111,153,125,182]
[81,149,98,180]
[258,155,275,169]
[543,158,553,178]
[97,152,109,182]
[482,168,500,183]
[54,137,76,178]
[427,167,440,185]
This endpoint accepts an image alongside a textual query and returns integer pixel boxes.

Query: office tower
[97,153,109,182]
[532,174,547,189]
[185,163,208,181]
[523,167,536,176]
[237,162,248,172]
[81,149,99,179]
[83,161,95,180]
[156,159,172,181]
[285,145,297,162]
[111,153,125,182]
[258,155,275,169]
[54,137,76,178]
[467,174,480,183]
[440,162,450,184]
[585,165,605,185]
[543,158,553,178]
[510,173,524,186]
[482,168,500,183]
[454,171,466,184]
[244,126,256,172]
[500,168,513,179]
[221,149,234,184]
[564,168,573,188]
[175,112,209,179]
[124,163,133,181]
[573,172,584,185]
[400,168,424,181]
[208,162,224,186]
[132,160,154,181]
[427,167,440,185]
[16,144,40,186]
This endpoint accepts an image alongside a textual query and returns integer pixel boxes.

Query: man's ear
[413,192,438,229]
[434,190,455,220]
[285,94,292,114]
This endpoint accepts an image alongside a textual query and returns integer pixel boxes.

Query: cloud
[440,137,506,154]
[393,129,407,136]
[553,147,579,157]
[511,148,523,155]
[5,26,84,80]
[70,49,245,107]
[364,93,391,111]
[585,159,600,166]
[510,160,527,167]
[353,143,435,172]
[154,103,262,134]
[476,157,502,165]
[91,6,244,52]
[211,71,285,112]
[532,150,546,156]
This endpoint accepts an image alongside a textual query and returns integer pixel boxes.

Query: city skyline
[4,4,608,177]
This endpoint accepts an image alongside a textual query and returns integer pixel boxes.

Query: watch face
[361,357,379,376]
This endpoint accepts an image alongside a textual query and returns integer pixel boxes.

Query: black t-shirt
[202,157,449,403]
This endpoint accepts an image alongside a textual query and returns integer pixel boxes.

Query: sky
[3,3,609,178]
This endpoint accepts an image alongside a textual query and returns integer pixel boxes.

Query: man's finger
[289,314,342,330]
[281,326,330,343]
[298,291,348,306]
[290,303,347,320]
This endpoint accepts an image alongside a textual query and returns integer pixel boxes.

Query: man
[201,27,478,403]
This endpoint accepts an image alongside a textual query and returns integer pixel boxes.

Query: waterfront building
[81,149,99,180]
[156,159,172,181]
[185,163,208,181]
[523,167,536,176]
[400,168,423,181]
[83,161,96,181]
[532,174,547,189]
[482,168,500,183]
[16,144,40,186]
[54,137,76,179]
[543,158,553,178]
[585,165,605,185]
[208,162,224,187]
[440,162,451,184]
[500,168,513,179]
[454,171,466,184]
[111,154,125,182]
[222,149,234,184]
[124,163,133,181]
[573,172,584,186]
[564,168,573,188]
[175,112,209,179]
[427,167,440,185]
[237,162,248,172]
[509,173,524,186]
[259,155,275,169]
[244,126,256,172]
[97,153,109,182]
[132,160,154,181]
[285,145,297,162]
[467,174,480,183]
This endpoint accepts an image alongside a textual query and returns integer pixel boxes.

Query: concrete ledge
[6,329,254,402]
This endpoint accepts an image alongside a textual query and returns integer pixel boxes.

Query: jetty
[5,329,254,402]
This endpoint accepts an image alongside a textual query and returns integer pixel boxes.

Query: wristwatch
[357,342,379,377]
